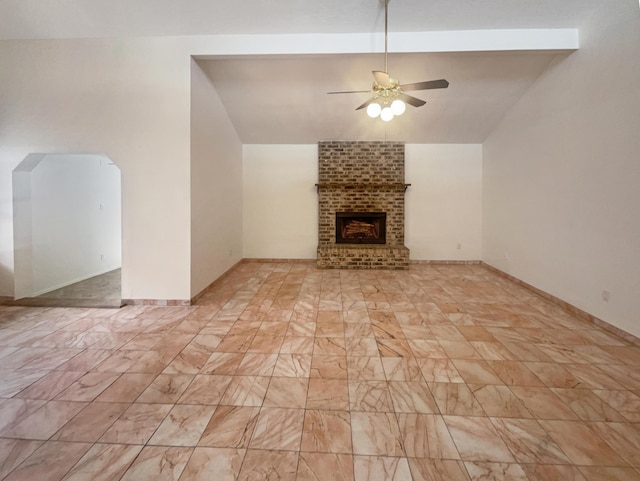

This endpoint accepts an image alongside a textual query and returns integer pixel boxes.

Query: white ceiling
[199,52,559,144]
[0,0,603,144]
[0,0,601,39]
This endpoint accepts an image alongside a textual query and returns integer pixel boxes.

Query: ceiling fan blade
[372,70,393,88]
[355,97,377,110]
[327,90,372,94]
[400,79,449,91]
[398,93,426,108]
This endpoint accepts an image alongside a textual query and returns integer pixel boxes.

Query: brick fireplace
[316,141,410,269]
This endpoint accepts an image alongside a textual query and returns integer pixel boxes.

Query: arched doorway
[12,153,122,308]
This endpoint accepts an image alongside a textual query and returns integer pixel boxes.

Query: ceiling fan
[327,0,449,121]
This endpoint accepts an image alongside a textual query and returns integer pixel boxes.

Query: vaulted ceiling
[0,0,603,144]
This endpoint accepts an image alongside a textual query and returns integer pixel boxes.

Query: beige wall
[242,145,319,259]
[0,37,193,300]
[406,144,483,260]
[483,2,640,337]
[242,143,483,261]
[190,59,243,298]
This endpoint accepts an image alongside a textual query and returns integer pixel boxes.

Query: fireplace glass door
[336,212,386,244]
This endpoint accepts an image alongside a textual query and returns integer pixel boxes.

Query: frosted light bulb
[366,102,381,118]
[380,107,394,122]
[391,99,406,116]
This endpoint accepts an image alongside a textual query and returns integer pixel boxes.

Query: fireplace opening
[336,212,386,244]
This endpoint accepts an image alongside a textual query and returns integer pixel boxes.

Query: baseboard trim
[190,260,246,305]
[241,258,316,264]
[482,262,640,347]
[410,260,482,265]
[121,298,190,307]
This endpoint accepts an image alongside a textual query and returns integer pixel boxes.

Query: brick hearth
[316,141,410,269]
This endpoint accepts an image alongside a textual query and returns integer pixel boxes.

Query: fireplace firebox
[336,212,386,245]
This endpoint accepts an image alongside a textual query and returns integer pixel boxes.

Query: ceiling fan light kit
[328,0,449,122]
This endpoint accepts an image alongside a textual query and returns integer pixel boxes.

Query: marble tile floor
[5,269,122,309]
[0,262,639,480]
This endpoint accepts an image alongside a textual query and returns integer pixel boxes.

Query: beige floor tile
[2,441,92,481]
[3,400,87,440]
[296,452,354,481]
[592,389,640,422]
[263,377,308,408]
[279,336,314,354]
[470,384,533,418]
[539,419,627,466]
[177,374,232,404]
[300,409,352,454]
[199,352,243,375]
[313,337,346,356]
[119,446,192,481]
[0,370,49,398]
[508,385,578,420]
[565,363,627,389]
[353,455,412,481]
[3,263,640,480]
[272,353,312,377]
[0,439,44,480]
[347,356,386,381]
[451,359,503,384]
[376,338,413,357]
[408,458,471,481]
[99,403,172,444]
[179,447,245,481]
[249,407,305,451]
[491,417,571,464]
[429,382,486,416]
[94,373,155,402]
[148,404,215,446]
[247,335,284,353]
[521,464,588,481]
[486,360,545,386]
[551,388,626,422]
[0,399,47,434]
[235,353,278,376]
[14,370,85,400]
[237,449,298,481]
[220,376,270,407]
[310,355,348,379]
[52,402,129,442]
[388,381,438,413]
[418,358,465,383]
[443,415,515,462]
[381,357,423,381]
[307,378,349,410]
[589,421,640,467]
[397,413,460,458]
[199,405,260,448]
[60,443,142,481]
[345,337,379,357]
[464,461,529,481]
[350,412,404,456]
[136,374,194,403]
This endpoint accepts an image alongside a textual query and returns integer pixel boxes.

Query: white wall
[190,59,243,298]
[243,145,319,259]
[242,143,482,261]
[0,37,193,300]
[483,2,640,337]
[13,154,121,298]
[406,144,482,260]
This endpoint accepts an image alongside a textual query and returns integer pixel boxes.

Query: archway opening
[12,153,122,308]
